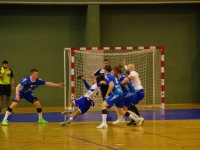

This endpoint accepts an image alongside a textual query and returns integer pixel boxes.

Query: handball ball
[77,74,83,79]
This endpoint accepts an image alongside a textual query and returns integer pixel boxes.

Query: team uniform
[13,76,46,103]
[119,74,136,107]
[128,71,144,105]
[104,73,124,108]
[0,67,14,96]
[73,80,101,114]
[92,68,108,100]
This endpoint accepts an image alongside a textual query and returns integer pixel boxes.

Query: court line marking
[69,135,118,150]
[109,124,179,140]
[130,129,179,140]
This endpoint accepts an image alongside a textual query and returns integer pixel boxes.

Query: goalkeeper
[60,74,104,126]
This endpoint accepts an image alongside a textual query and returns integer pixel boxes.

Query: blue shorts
[74,97,94,115]
[13,92,38,103]
[106,93,124,108]
[131,89,145,105]
[123,92,136,107]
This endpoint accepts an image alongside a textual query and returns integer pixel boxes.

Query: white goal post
[64,46,165,110]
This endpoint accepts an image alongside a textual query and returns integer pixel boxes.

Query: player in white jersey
[122,59,145,126]
[60,74,103,126]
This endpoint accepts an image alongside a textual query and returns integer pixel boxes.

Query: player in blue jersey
[1,69,64,126]
[111,65,144,125]
[122,59,145,126]
[60,74,104,126]
[96,65,143,129]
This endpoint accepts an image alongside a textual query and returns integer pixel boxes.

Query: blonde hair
[127,64,135,71]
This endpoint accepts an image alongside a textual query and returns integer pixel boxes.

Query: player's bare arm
[105,81,114,98]
[45,82,64,88]
[15,84,22,101]
[129,76,135,84]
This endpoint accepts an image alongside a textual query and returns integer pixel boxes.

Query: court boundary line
[69,135,118,150]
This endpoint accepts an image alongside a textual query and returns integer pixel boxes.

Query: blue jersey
[104,73,122,95]
[119,74,136,94]
[19,76,46,93]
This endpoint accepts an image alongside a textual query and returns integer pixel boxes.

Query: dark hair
[104,65,112,72]
[96,75,104,83]
[103,59,109,62]
[31,69,38,73]
[113,65,122,74]
[2,60,8,64]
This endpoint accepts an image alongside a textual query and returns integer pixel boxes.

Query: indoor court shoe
[96,124,108,129]
[112,118,125,124]
[38,118,48,124]
[2,119,9,126]
[61,110,73,116]
[127,120,136,126]
[136,117,144,126]
[60,120,71,126]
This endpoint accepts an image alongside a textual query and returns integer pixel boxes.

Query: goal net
[64,46,165,111]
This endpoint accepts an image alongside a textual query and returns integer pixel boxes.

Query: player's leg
[25,93,48,124]
[61,97,91,126]
[32,100,48,124]
[112,106,125,124]
[1,96,20,126]
[61,100,75,115]
[96,100,109,129]
[97,94,123,129]
[127,89,144,126]
[0,85,5,114]
[113,92,135,125]
[115,106,143,126]
[0,95,4,114]
[5,85,11,108]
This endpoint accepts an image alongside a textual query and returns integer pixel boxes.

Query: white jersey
[129,71,143,91]
[84,83,100,101]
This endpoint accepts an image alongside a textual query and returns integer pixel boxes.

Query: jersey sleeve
[83,80,90,90]
[38,78,46,85]
[20,77,28,86]
[129,71,136,80]
[104,75,111,85]
[10,69,14,78]
[92,69,101,76]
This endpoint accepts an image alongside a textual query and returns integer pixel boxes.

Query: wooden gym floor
[0,104,200,150]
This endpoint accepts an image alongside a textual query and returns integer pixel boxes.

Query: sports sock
[4,107,12,120]
[102,109,107,124]
[130,104,140,116]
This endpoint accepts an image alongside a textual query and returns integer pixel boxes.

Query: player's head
[127,64,135,74]
[112,65,123,75]
[103,59,109,67]
[103,65,112,75]
[31,69,39,79]
[96,75,103,83]
[2,60,8,69]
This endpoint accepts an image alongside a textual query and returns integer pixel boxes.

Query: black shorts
[100,84,109,100]
[0,84,11,96]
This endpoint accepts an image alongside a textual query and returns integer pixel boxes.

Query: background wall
[0,2,199,107]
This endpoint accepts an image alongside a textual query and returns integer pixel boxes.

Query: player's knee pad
[37,108,42,113]
[30,98,38,104]
[7,107,12,112]
[102,109,107,114]
[13,99,19,103]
